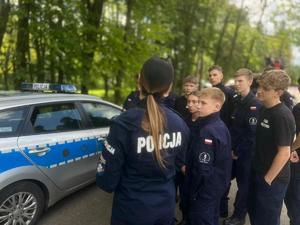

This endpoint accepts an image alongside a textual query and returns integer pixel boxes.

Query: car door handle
[28,147,51,156]
[97,134,108,141]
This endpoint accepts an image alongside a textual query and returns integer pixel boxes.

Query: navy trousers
[188,197,220,225]
[285,173,300,225]
[248,173,288,225]
[232,157,252,219]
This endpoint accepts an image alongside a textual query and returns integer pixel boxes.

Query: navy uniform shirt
[230,91,262,159]
[96,103,189,224]
[214,83,235,128]
[123,90,177,110]
[123,90,141,110]
[184,112,232,200]
[280,90,294,111]
[292,103,300,177]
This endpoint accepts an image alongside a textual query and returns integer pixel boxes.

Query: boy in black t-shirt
[248,70,295,225]
[285,77,300,225]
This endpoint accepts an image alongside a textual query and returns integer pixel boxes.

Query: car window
[81,102,121,128]
[30,103,83,133]
[0,108,26,137]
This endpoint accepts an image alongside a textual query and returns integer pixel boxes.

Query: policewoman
[96,57,190,225]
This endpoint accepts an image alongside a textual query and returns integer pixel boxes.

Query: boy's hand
[181,165,186,175]
[232,151,238,160]
[264,175,272,186]
[291,151,300,163]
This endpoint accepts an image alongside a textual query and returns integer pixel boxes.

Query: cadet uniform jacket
[230,92,262,159]
[184,113,232,201]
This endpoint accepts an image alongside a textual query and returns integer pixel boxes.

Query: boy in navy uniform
[223,69,262,225]
[96,57,189,225]
[184,87,232,225]
[248,70,295,225]
[208,65,235,217]
[174,76,199,122]
[285,77,300,225]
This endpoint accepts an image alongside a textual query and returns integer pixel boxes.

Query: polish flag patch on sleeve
[204,139,213,145]
[250,106,257,111]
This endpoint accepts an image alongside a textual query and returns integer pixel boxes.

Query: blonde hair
[199,87,225,106]
[258,70,290,91]
[234,68,253,80]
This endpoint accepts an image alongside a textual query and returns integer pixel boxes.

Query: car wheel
[0,181,45,225]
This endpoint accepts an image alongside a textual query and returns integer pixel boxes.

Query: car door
[17,102,99,191]
[0,107,30,173]
[80,101,121,152]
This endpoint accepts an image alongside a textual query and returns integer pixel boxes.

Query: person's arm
[264,146,290,185]
[96,123,126,193]
[292,132,300,152]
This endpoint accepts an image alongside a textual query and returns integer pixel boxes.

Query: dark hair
[139,57,174,168]
[297,77,300,85]
[208,65,223,73]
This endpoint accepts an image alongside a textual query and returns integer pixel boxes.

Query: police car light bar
[21,82,77,93]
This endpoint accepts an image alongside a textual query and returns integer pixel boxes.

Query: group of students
[95,56,299,225]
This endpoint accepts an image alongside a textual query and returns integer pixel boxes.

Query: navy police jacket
[230,92,262,159]
[96,104,189,223]
[184,112,232,200]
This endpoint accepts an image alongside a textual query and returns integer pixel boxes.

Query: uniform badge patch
[249,117,257,125]
[250,106,257,111]
[199,152,211,163]
[104,140,115,155]
[204,139,213,145]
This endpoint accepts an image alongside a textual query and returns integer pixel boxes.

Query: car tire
[0,181,45,225]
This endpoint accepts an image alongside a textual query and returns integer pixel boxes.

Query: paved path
[39,180,290,225]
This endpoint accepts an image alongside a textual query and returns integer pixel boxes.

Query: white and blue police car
[0,83,121,225]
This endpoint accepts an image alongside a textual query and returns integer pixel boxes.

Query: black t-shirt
[253,103,295,181]
[174,95,191,122]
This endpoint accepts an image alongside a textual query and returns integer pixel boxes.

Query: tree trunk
[3,45,11,90]
[214,10,230,64]
[81,0,105,94]
[114,0,133,103]
[0,0,10,49]
[225,0,245,73]
[14,0,30,88]
[244,0,268,67]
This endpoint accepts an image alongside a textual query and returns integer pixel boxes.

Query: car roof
[0,92,121,110]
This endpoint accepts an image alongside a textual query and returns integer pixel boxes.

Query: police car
[0,83,121,225]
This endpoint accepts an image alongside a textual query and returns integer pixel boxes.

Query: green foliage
[0,0,299,102]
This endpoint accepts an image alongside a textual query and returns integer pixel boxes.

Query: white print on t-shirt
[261,119,270,128]
[137,132,182,153]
